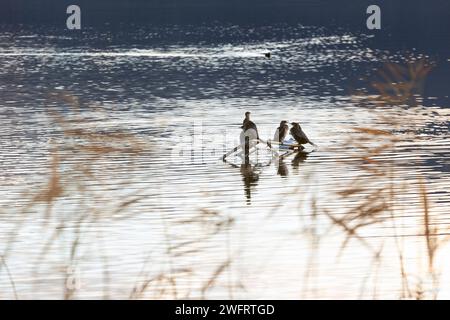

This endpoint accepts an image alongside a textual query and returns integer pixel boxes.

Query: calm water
[0,23,449,299]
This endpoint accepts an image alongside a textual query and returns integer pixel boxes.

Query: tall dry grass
[0,91,239,299]
[310,57,447,299]
[0,57,446,300]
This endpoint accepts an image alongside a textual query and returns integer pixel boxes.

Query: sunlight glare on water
[0,24,449,299]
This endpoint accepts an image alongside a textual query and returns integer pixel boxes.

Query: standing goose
[241,111,259,139]
[290,122,316,147]
[273,120,289,143]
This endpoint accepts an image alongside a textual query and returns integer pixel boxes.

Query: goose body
[290,122,314,146]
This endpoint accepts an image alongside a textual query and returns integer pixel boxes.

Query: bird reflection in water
[223,150,310,204]
[277,158,289,177]
[240,163,260,205]
[275,150,310,177]
[223,158,261,205]
[292,151,309,168]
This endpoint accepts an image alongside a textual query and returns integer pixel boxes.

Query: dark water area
[2,0,450,53]
[1,1,449,103]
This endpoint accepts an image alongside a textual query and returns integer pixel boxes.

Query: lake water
[0,23,449,299]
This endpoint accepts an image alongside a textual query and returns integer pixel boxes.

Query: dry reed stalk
[1,92,153,299]
[313,57,445,299]
[0,256,18,299]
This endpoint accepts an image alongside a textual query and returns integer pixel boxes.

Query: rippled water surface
[0,24,449,299]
